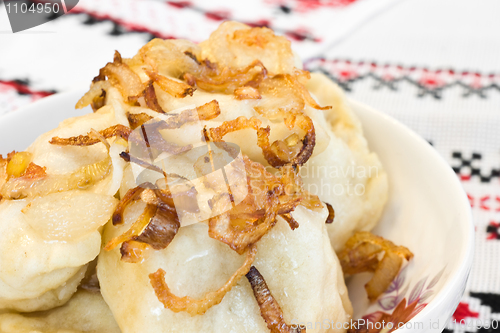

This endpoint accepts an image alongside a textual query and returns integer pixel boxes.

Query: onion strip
[149,245,257,316]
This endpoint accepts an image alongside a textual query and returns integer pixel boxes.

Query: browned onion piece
[119,198,180,262]
[127,116,194,156]
[338,231,414,302]
[75,81,111,110]
[130,204,180,250]
[138,39,201,81]
[208,156,286,254]
[104,203,158,252]
[17,163,47,180]
[149,245,257,316]
[119,152,170,179]
[1,156,112,199]
[257,113,315,168]
[290,71,331,111]
[94,51,144,98]
[112,185,149,225]
[154,100,221,130]
[234,86,261,100]
[280,213,299,230]
[325,203,335,224]
[49,125,131,146]
[209,116,261,142]
[280,165,322,210]
[246,266,306,333]
[111,182,197,262]
[183,60,267,94]
[127,102,220,154]
[256,73,330,117]
[143,81,165,113]
[255,75,305,119]
[120,240,151,264]
[195,100,222,121]
[128,81,166,113]
[127,112,153,130]
[146,70,195,98]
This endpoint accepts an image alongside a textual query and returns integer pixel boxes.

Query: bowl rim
[0,89,475,331]
[348,98,475,331]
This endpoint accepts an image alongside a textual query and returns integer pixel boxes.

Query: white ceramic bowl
[0,90,474,332]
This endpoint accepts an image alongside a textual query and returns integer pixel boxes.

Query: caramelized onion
[246,266,307,333]
[125,100,220,159]
[146,70,195,98]
[209,116,261,142]
[50,125,131,146]
[75,81,111,110]
[1,156,112,199]
[127,112,153,130]
[338,232,414,301]
[131,204,180,250]
[256,73,330,117]
[325,203,335,224]
[120,240,151,264]
[257,113,315,168]
[280,213,299,230]
[208,156,287,254]
[119,152,166,176]
[94,51,144,98]
[183,60,267,94]
[149,245,257,316]
[234,86,261,100]
[110,183,195,262]
[139,38,201,80]
[280,165,322,210]
[143,81,165,113]
[152,100,221,130]
[104,203,158,251]
[113,185,149,225]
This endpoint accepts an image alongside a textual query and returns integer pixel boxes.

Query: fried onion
[325,203,335,224]
[49,125,131,146]
[75,81,111,110]
[94,51,144,98]
[208,156,293,254]
[112,185,149,225]
[1,156,111,199]
[135,81,166,113]
[104,203,158,252]
[146,70,195,98]
[246,266,306,333]
[120,240,151,264]
[234,86,261,100]
[209,116,261,142]
[338,231,414,301]
[132,201,180,250]
[149,245,257,316]
[183,60,267,94]
[127,112,153,130]
[257,113,315,168]
[280,165,322,210]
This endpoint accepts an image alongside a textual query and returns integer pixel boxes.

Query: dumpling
[98,196,352,333]
[304,73,388,252]
[0,290,120,333]
[0,96,126,312]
